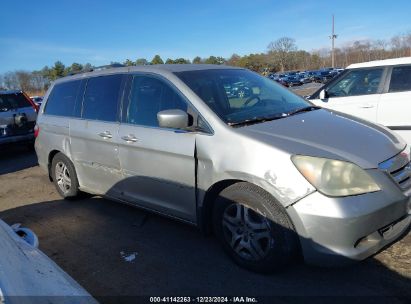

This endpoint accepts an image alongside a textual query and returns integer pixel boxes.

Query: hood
[237,109,405,169]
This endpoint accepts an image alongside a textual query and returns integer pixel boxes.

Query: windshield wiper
[284,106,321,117]
[228,114,286,127]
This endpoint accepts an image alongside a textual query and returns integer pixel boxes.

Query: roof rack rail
[68,63,125,76]
[92,63,125,71]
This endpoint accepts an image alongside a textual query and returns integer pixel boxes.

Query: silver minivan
[35,64,411,272]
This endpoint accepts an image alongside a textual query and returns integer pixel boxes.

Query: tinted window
[389,66,411,93]
[0,93,32,111]
[45,80,82,116]
[82,74,123,121]
[327,68,383,97]
[127,76,188,127]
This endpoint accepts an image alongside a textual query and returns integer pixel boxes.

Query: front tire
[51,153,80,199]
[212,182,299,273]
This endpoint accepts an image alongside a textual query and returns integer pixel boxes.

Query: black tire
[51,152,80,199]
[212,182,299,273]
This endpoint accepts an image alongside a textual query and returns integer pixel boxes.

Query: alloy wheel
[55,161,71,194]
[222,203,272,261]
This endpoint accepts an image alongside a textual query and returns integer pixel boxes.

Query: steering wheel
[243,95,261,107]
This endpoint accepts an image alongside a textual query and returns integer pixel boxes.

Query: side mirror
[319,89,328,101]
[157,109,188,129]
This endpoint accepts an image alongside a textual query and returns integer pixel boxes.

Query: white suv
[309,57,411,145]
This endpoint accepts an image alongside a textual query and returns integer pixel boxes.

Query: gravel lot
[0,144,410,302]
[290,82,323,96]
[0,85,409,302]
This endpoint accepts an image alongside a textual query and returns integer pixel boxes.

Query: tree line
[1,31,410,95]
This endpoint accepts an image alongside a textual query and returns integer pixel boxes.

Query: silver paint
[35,64,411,265]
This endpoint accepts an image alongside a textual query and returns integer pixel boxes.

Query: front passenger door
[311,68,385,123]
[117,75,197,222]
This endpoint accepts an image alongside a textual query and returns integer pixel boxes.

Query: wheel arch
[47,149,61,181]
[198,179,243,234]
[199,178,291,234]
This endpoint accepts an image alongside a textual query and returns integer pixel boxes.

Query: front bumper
[287,169,411,266]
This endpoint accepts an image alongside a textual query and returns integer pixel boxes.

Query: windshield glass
[175,69,310,125]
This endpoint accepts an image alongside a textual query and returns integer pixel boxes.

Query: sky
[0,0,410,73]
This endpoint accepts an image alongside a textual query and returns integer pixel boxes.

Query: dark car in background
[313,71,334,83]
[0,90,38,147]
[282,76,303,87]
[305,71,318,82]
[30,96,44,107]
[295,73,311,84]
[269,73,285,81]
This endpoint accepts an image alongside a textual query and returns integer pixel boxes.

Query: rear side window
[0,93,32,111]
[126,75,188,127]
[45,80,82,116]
[389,66,411,93]
[82,74,123,122]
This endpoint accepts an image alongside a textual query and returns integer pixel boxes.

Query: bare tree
[391,35,403,57]
[15,71,33,92]
[267,37,297,71]
[405,32,411,56]
[3,72,19,90]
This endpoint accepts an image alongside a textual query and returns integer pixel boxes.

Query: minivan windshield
[175,69,312,125]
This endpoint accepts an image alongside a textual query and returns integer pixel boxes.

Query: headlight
[291,155,380,197]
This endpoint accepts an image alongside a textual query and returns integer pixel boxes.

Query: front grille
[379,150,411,190]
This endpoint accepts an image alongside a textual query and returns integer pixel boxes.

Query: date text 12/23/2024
[149,297,258,303]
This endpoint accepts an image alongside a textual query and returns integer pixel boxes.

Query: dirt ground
[0,85,409,302]
[0,145,410,303]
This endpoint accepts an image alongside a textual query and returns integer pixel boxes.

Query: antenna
[329,14,338,68]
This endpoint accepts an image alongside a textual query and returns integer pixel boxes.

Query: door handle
[359,104,374,109]
[98,131,112,139]
[121,135,139,143]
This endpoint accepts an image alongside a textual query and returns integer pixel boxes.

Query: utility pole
[329,14,338,68]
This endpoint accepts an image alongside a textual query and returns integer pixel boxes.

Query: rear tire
[212,182,299,273]
[51,152,80,199]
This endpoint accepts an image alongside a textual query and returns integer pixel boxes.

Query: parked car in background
[313,70,334,83]
[334,68,345,74]
[30,95,43,107]
[269,73,285,81]
[305,71,318,82]
[269,74,288,86]
[295,74,310,84]
[283,76,303,87]
[36,64,410,273]
[0,90,38,147]
[0,219,96,301]
[309,57,411,146]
